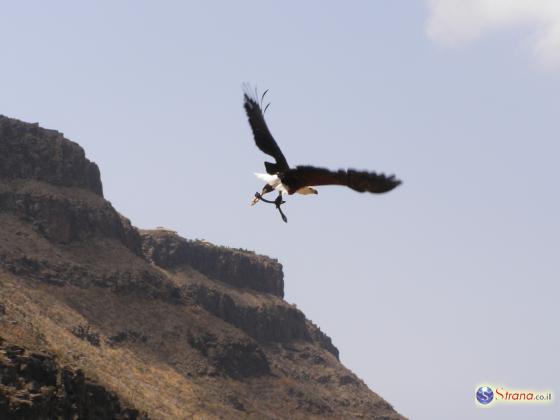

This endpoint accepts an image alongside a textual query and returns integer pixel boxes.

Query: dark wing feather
[243,88,289,172]
[282,165,401,194]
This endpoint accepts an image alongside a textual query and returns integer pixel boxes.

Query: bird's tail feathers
[254,172,276,183]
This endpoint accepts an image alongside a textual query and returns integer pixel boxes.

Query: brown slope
[0,115,406,419]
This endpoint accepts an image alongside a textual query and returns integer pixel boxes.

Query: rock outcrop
[0,115,405,419]
[0,115,102,196]
[0,337,146,419]
[141,230,284,297]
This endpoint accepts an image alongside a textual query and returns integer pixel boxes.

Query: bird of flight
[243,84,401,223]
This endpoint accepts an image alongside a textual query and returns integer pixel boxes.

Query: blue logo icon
[476,386,494,404]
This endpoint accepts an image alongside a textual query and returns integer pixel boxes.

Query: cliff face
[0,117,102,196]
[141,231,284,297]
[0,115,404,419]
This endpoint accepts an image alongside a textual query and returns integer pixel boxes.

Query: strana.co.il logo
[475,384,553,407]
[476,386,494,405]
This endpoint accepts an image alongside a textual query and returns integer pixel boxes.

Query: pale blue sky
[1,1,558,419]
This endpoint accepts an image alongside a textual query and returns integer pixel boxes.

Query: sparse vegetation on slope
[0,115,405,419]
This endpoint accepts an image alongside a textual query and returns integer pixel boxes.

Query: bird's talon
[251,192,263,206]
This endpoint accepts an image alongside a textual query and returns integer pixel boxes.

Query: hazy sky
[1,1,558,419]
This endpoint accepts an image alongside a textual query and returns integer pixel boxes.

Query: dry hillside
[0,115,405,419]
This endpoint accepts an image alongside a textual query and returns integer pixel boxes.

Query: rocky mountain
[0,115,405,419]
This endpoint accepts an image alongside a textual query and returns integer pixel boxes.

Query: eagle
[243,85,401,222]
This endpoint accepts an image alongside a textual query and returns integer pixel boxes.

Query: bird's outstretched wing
[243,86,289,173]
[282,165,402,194]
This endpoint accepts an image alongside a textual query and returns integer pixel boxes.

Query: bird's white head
[297,186,319,195]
